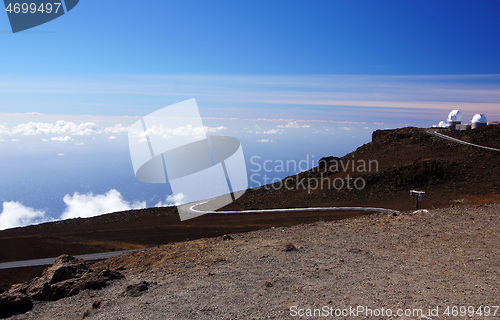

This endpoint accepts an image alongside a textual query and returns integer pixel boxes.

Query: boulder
[44,255,89,284]
[1,255,124,317]
[0,291,33,319]
[121,281,151,297]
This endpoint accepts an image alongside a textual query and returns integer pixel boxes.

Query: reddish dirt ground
[0,209,370,291]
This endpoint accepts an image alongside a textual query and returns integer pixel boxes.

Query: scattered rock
[0,255,124,317]
[92,299,105,309]
[284,243,298,252]
[264,281,273,288]
[213,257,226,264]
[0,291,33,319]
[121,281,151,297]
[45,255,89,285]
[200,307,213,312]
[222,234,233,240]
[413,209,429,214]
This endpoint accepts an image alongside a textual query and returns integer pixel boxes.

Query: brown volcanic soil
[10,203,500,320]
[1,126,499,293]
[223,126,500,212]
[446,124,500,149]
[0,209,368,292]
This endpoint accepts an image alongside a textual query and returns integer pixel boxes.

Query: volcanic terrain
[1,126,499,296]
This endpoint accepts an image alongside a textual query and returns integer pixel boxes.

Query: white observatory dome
[471,114,487,124]
[447,110,462,122]
[438,121,448,128]
[471,114,487,129]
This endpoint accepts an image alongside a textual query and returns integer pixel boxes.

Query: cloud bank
[154,193,186,207]
[0,189,149,230]
[61,189,146,219]
[0,201,53,230]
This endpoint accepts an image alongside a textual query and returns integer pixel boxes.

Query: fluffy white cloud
[51,136,72,142]
[10,120,100,136]
[0,124,10,135]
[277,122,310,129]
[155,193,186,207]
[104,124,130,134]
[0,201,53,230]
[109,136,116,140]
[0,189,152,229]
[263,129,279,134]
[130,125,227,140]
[61,189,146,219]
[256,139,273,143]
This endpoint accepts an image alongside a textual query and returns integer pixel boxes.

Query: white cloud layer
[277,122,310,129]
[155,193,186,207]
[9,120,100,136]
[130,125,227,140]
[0,189,152,230]
[104,124,130,134]
[263,129,279,134]
[51,136,72,141]
[0,201,53,230]
[61,189,146,219]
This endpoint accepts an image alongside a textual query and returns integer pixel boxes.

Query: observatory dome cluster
[435,110,496,130]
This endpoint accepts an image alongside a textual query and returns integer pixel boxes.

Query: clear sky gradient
[1,1,499,120]
[2,1,500,75]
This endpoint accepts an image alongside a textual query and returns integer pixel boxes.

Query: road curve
[177,199,399,221]
[2,204,399,269]
[428,129,500,152]
[180,200,399,215]
[0,249,142,270]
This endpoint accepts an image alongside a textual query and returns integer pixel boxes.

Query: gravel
[10,203,500,320]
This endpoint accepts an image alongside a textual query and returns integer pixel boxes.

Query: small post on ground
[410,190,425,210]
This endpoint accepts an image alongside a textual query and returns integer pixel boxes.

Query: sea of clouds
[0,113,378,231]
[0,189,187,230]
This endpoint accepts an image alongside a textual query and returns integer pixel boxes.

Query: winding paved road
[2,204,399,269]
[0,249,142,270]
[427,129,500,152]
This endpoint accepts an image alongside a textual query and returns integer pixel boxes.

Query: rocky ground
[4,202,499,319]
[2,126,499,292]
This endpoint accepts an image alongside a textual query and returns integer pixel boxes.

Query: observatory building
[434,110,495,130]
[447,110,462,130]
[471,114,487,129]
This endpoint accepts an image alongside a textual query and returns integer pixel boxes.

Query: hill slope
[1,126,499,291]
[223,126,500,211]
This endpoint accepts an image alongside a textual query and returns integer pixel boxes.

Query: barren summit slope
[224,126,500,212]
[9,203,500,320]
[0,126,499,293]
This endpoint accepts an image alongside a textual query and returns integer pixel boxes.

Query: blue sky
[2,1,500,76]
[1,1,499,229]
